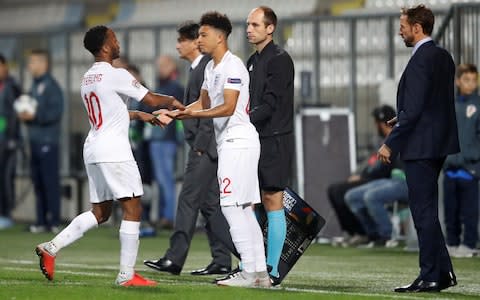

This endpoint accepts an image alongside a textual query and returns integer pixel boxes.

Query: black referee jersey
[247,40,294,138]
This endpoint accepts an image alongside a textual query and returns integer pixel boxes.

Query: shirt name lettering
[82,74,103,86]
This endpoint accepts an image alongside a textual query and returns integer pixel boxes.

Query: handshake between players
[139,95,185,127]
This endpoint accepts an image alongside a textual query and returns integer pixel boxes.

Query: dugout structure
[295,108,356,238]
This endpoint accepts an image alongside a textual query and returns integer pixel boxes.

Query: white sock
[243,205,267,272]
[222,205,256,273]
[119,220,140,278]
[49,211,98,254]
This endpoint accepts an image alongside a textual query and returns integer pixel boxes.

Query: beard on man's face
[403,35,414,47]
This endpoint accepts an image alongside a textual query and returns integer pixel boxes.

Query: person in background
[21,49,63,234]
[0,53,21,229]
[344,108,408,247]
[443,63,480,258]
[328,105,397,247]
[148,55,184,229]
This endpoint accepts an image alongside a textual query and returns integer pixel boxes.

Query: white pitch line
[0,260,468,299]
[0,259,118,271]
[3,267,111,278]
[0,269,453,300]
[0,280,88,286]
[0,259,35,265]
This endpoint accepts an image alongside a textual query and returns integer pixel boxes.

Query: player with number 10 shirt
[35,25,184,287]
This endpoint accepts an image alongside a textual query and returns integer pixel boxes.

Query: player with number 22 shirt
[164,12,270,288]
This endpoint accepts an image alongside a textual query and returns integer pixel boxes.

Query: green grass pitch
[0,225,479,299]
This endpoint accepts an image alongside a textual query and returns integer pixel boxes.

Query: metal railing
[435,3,480,67]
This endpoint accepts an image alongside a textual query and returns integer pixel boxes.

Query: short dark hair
[199,11,232,37]
[456,63,478,79]
[30,49,50,65]
[177,21,200,40]
[0,53,5,65]
[258,6,277,28]
[84,25,109,56]
[401,5,434,36]
[372,105,396,123]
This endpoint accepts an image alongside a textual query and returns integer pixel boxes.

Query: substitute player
[143,21,236,276]
[35,25,185,286]
[246,7,295,285]
[164,12,270,288]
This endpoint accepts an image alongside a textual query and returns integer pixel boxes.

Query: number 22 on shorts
[219,177,232,195]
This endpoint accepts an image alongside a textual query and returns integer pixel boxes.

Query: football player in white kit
[35,25,185,286]
[164,12,270,288]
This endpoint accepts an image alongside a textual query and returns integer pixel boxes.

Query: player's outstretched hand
[170,98,186,111]
[166,108,193,120]
[153,109,174,127]
[137,111,167,127]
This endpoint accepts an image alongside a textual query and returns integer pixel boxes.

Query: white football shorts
[217,143,261,207]
[85,161,143,203]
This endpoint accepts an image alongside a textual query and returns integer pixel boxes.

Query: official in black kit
[246,6,294,283]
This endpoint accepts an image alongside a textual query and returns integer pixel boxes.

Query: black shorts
[258,133,294,191]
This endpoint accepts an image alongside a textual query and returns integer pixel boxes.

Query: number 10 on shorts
[218,177,232,195]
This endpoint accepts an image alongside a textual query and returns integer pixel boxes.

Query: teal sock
[266,209,286,277]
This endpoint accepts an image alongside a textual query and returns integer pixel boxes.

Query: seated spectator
[327,105,397,246]
[344,167,408,247]
[443,63,480,258]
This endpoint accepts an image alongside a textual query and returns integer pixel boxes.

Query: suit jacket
[385,41,459,160]
[182,55,217,159]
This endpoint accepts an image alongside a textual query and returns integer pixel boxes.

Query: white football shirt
[201,51,258,148]
[80,62,148,163]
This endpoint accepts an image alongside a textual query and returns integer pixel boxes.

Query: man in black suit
[377,5,459,293]
[144,21,237,276]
